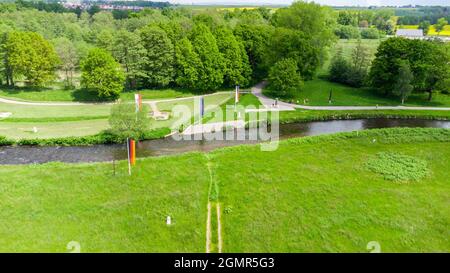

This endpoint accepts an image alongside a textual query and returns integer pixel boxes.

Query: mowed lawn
[212,129,450,252]
[265,38,450,107]
[0,87,197,102]
[0,153,210,252]
[0,120,109,140]
[285,78,450,107]
[0,128,448,252]
[0,92,233,139]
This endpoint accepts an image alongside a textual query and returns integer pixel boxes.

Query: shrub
[0,136,14,146]
[334,25,361,39]
[109,102,151,140]
[360,28,380,39]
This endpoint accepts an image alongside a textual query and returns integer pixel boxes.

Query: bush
[334,25,361,39]
[0,136,14,146]
[268,58,303,98]
[9,128,171,147]
[360,28,380,39]
[109,102,151,140]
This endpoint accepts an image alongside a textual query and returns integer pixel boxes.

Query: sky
[169,0,450,6]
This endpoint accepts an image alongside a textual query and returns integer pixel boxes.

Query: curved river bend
[0,118,449,165]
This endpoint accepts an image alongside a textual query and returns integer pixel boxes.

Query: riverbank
[0,128,448,252]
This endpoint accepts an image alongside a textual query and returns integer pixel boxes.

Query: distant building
[396,29,424,39]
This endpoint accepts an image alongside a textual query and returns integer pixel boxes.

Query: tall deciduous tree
[2,31,59,86]
[234,24,272,80]
[268,58,302,98]
[174,38,202,90]
[370,38,449,101]
[140,25,175,87]
[214,26,251,87]
[394,61,414,104]
[81,48,125,100]
[271,0,336,67]
[111,29,147,90]
[190,24,224,91]
[265,27,320,80]
[435,18,448,35]
[54,37,78,88]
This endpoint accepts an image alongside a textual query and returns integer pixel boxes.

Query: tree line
[0,1,336,100]
[330,38,450,103]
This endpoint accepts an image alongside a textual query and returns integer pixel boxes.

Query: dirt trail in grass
[204,154,223,253]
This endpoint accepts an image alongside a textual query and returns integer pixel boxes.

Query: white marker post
[166,216,171,225]
[126,138,131,175]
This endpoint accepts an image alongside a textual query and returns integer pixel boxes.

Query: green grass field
[0,128,448,252]
[0,87,197,102]
[0,92,232,139]
[276,78,450,107]
[266,39,450,107]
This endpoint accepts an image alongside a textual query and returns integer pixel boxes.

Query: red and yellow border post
[127,138,136,175]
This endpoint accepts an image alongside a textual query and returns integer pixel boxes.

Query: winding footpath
[251,82,450,111]
[1,84,449,111]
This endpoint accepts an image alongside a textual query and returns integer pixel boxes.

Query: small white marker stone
[33,127,38,133]
[166,216,171,225]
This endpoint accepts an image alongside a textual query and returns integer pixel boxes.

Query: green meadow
[0,128,448,252]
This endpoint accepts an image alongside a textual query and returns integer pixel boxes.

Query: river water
[0,118,448,165]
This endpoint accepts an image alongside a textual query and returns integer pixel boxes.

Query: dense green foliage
[109,102,151,140]
[329,40,371,87]
[369,38,450,100]
[81,48,125,100]
[0,1,337,99]
[0,127,170,146]
[1,31,60,86]
[268,58,302,98]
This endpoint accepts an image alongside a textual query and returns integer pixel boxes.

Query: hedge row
[0,127,171,147]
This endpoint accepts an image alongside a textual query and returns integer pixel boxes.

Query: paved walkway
[182,120,245,135]
[252,82,450,111]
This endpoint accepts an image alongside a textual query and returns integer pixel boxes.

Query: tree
[139,25,175,87]
[369,38,449,100]
[418,21,431,35]
[174,38,202,90]
[335,25,361,39]
[213,26,251,87]
[234,24,272,80]
[111,30,147,89]
[81,48,125,100]
[329,47,350,84]
[435,18,448,35]
[265,27,320,80]
[393,61,414,104]
[109,102,150,140]
[2,31,60,86]
[271,1,336,66]
[268,58,302,98]
[190,24,224,91]
[337,11,357,26]
[54,38,78,88]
